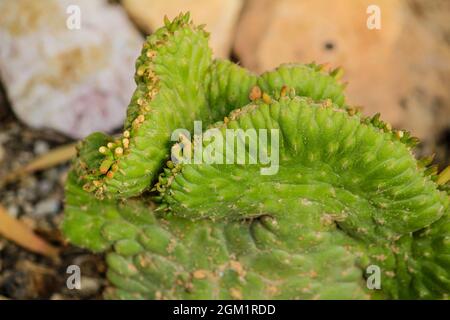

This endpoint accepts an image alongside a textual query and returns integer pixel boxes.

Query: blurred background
[0,0,449,299]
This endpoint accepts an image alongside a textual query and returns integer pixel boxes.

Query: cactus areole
[63,13,450,300]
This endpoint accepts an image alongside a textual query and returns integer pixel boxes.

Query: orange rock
[235,0,450,146]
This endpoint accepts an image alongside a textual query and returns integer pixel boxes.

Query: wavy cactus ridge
[161,97,447,230]
[73,13,350,200]
[257,63,347,107]
[75,13,213,199]
[63,13,450,300]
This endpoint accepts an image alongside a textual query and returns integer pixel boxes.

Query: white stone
[0,0,143,138]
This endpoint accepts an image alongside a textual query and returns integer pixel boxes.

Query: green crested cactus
[63,13,450,300]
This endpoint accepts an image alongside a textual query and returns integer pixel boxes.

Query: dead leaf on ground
[0,142,76,187]
[0,205,59,258]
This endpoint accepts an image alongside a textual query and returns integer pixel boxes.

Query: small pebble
[0,144,4,163]
[33,198,60,217]
[22,202,34,215]
[21,176,37,190]
[33,140,49,155]
[43,168,60,181]
[50,293,67,300]
[0,239,6,251]
[6,205,19,218]
[37,180,54,196]
[3,191,15,203]
[78,277,101,298]
[0,132,8,144]
[17,187,36,202]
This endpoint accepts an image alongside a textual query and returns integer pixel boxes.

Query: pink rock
[0,0,143,138]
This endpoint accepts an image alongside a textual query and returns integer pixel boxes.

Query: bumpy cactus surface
[63,13,450,300]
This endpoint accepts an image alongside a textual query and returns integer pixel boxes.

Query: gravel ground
[0,89,106,300]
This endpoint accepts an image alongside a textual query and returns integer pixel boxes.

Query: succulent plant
[63,13,450,300]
